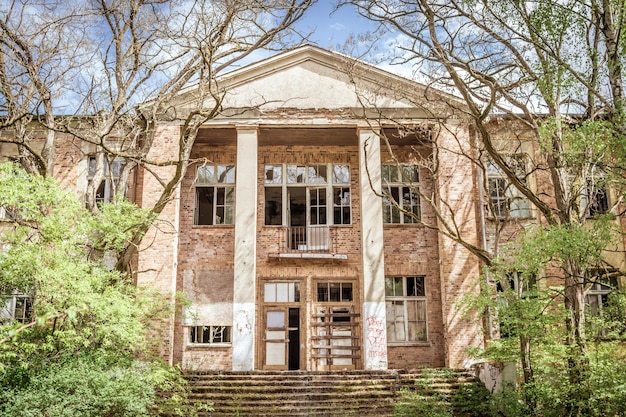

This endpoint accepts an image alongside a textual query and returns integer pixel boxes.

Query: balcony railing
[270,226,347,260]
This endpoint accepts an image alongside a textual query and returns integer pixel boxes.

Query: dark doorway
[288,308,300,370]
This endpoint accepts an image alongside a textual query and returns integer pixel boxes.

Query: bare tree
[340,0,626,408]
[0,0,315,270]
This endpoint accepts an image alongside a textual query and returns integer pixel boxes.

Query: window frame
[194,164,235,226]
[385,276,428,344]
[264,163,351,226]
[486,154,532,219]
[381,164,421,225]
[188,325,232,346]
[585,272,619,316]
[87,156,126,204]
[1,291,32,323]
[316,281,354,303]
[581,179,610,218]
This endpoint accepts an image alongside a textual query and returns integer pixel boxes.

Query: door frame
[258,280,304,370]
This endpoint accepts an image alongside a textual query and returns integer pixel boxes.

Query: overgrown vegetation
[0,162,198,416]
[343,0,626,414]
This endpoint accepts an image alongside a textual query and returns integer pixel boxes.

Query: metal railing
[282,225,332,253]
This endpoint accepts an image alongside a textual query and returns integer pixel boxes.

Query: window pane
[111,158,125,176]
[308,165,327,183]
[217,165,235,183]
[329,283,341,302]
[407,277,425,297]
[287,165,306,183]
[402,166,419,182]
[392,301,405,340]
[390,188,401,223]
[265,165,282,184]
[332,164,350,184]
[333,187,351,225]
[201,326,211,343]
[265,187,283,225]
[293,283,301,302]
[264,283,276,302]
[195,187,214,225]
[197,166,214,184]
[385,278,395,296]
[387,165,399,182]
[267,311,285,328]
[276,283,289,302]
[382,165,399,182]
[317,283,329,302]
[341,283,353,301]
[88,157,97,177]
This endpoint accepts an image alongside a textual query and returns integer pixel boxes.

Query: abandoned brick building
[2,45,625,372]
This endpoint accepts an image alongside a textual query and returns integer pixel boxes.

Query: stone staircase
[175,369,483,417]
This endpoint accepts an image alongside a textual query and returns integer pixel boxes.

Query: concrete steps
[172,369,482,416]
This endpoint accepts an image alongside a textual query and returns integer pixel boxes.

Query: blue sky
[296,2,379,50]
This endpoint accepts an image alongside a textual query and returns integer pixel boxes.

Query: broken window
[264,164,351,226]
[385,276,427,343]
[382,164,420,224]
[189,325,231,344]
[194,164,235,225]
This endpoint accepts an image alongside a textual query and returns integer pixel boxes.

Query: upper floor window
[264,164,351,226]
[385,276,427,343]
[88,156,126,204]
[381,164,420,224]
[1,291,32,323]
[194,164,235,225]
[581,180,609,217]
[486,155,531,218]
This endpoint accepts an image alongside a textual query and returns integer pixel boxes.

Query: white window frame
[263,163,351,226]
[385,276,428,344]
[194,164,235,226]
[381,164,421,224]
[486,154,531,219]
[585,273,618,316]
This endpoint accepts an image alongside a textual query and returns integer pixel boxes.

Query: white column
[359,127,388,370]
[232,126,258,371]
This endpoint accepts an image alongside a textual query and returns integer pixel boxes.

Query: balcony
[270,225,348,260]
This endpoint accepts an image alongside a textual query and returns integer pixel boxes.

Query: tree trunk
[563,261,590,416]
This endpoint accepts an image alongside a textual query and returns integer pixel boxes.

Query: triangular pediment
[171,44,462,118]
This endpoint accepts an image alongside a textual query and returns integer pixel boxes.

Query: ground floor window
[1,292,32,323]
[385,276,427,343]
[189,325,231,344]
[317,282,353,302]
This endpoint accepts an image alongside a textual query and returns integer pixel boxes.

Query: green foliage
[1,353,163,417]
[393,388,453,417]
[0,162,196,416]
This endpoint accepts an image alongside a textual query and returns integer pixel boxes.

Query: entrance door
[263,307,301,370]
